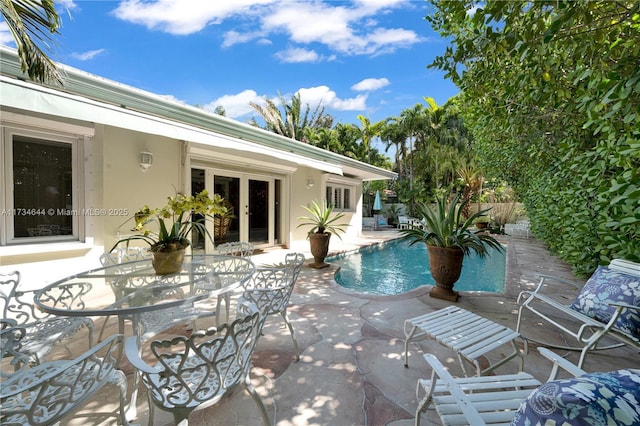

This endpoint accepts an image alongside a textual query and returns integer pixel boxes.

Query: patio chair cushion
[511,369,640,426]
[569,266,640,338]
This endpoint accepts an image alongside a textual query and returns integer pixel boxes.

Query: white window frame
[325,180,356,213]
[1,125,84,246]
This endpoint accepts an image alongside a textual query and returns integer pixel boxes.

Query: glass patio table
[35,254,255,323]
[34,254,255,421]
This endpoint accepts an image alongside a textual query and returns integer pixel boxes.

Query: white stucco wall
[101,126,183,252]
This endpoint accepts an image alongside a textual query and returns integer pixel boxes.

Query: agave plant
[297,200,348,239]
[400,193,504,257]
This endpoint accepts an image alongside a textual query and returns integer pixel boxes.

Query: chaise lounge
[516,258,640,368]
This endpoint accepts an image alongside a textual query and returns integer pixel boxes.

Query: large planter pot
[427,245,464,302]
[309,232,331,269]
[152,249,185,275]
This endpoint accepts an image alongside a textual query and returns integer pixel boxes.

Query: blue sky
[1,0,459,136]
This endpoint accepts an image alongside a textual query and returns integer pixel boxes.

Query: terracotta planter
[308,232,331,269]
[427,245,464,302]
[152,249,185,275]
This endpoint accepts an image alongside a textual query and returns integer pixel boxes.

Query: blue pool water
[329,239,506,295]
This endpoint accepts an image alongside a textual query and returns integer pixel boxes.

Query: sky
[1,0,459,149]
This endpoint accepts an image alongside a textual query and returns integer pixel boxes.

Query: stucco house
[0,46,396,286]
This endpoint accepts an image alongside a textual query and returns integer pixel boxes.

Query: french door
[211,171,274,248]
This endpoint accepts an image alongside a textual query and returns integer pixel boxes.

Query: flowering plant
[112,190,227,252]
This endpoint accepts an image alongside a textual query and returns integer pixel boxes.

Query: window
[325,183,354,212]
[2,127,82,245]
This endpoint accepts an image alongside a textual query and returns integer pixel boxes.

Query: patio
[42,231,638,425]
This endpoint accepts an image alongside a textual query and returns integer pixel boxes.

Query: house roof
[0,46,396,181]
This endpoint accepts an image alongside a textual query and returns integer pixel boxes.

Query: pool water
[329,239,506,295]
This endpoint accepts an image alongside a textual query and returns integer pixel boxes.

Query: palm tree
[1,0,62,84]
[380,117,408,178]
[355,115,385,164]
[249,92,333,141]
[399,104,428,193]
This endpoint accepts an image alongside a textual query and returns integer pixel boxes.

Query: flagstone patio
[49,230,638,425]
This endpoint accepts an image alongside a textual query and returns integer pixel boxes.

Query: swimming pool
[329,239,506,295]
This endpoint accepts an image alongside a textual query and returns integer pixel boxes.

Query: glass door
[208,171,274,248]
[213,174,241,245]
[248,178,270,245]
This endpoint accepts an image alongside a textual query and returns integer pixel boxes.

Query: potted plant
[384,204,402,227]
[400,193,504,301]
[112,190,227,274]
[297,200,348,269]
[472,215,491,230]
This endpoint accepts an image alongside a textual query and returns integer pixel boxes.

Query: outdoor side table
[403,306,527,376]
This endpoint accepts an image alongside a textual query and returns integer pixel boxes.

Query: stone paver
[35,231,639,425]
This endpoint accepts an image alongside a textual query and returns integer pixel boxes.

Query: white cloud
[222,30,262,48]
[297,86,367,111]
[352,78,390,91]
[204,89,263,119]
[262,1,421,56]
[274,47,321,63]
[57,0,78,10]
[111,0,423,57]
[0,22,14,46]
[111,0,277,35]
[207,85,368,120]
[71,49,105,61]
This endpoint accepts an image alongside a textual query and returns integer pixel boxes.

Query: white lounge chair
[415,347,583,426]
[416,346,640,426]
[516,258,640,368]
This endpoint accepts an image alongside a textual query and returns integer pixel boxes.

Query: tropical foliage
[112,191,227,252]
[1,0,62,84]
[426,0,640,275]
[249,92,333,141]
[400,193,503,257]
[297,200,348,239]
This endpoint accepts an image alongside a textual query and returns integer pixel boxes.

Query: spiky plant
[400,193,504,257]
[297,200,348,240]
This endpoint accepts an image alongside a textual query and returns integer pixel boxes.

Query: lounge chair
[516,258,640,368]
[415,346,640,426]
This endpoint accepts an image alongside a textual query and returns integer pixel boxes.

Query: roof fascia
[0,46,396,181]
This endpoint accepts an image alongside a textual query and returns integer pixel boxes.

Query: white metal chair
[216,241,255,257]
[516,258,640,368]
[398,216,410,230]
[214,241,254,322]
[99,248,214,342]
[241,252,305,361]
[415,347,585,426]
[1,330,130,426]
[0,318,31,374]
[125,300,270,426]
[0,270,94,364]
